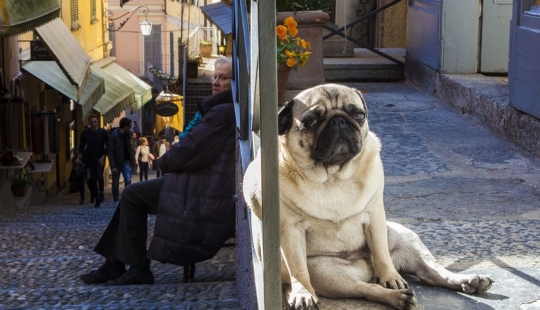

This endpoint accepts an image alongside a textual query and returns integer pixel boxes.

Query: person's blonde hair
[139,137,147,144]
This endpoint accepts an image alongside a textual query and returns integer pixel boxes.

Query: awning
[0,0,60,37]
[200,2,232,35]
[94,57,152,112]
[35,18,93,100]
[21,61,105,118]
[91,64,136,124]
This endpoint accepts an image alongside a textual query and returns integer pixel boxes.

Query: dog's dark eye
[300,116,319,130]
[355,112,366,121]
[304,118,318,128]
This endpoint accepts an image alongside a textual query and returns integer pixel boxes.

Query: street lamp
[218,45,226,55]
[105,6,152,36]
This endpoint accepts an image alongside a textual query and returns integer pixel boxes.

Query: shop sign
[31,41,54,61]
[155,102,179,116]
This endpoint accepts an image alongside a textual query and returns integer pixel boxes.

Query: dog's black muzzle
[313,116,361,167]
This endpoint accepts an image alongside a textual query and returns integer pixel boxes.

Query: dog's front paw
[460,275,493,294]
[288,288,319,310]
[394,289,417,310]
[377,270,409,290]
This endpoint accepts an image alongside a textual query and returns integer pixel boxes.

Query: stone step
[324,48,405,82]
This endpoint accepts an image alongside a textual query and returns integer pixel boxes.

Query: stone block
[323,37,354,58]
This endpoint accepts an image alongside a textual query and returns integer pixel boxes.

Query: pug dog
[243,84,493,310]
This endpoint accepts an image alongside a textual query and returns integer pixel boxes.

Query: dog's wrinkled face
[278,84,369,170]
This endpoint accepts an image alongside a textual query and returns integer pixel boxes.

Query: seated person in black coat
[80,57,236,285]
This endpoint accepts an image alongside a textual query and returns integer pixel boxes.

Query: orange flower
[284,16,298,37]
[289,27,298,37]
[284,17,297,32]
[276,16,310,71]
[285,50,297,58]
[286,58,298,68]
[276,25,287,41]
[298,39,310,49]
[299,51,311,67]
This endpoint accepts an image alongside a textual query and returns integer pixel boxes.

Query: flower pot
[186,62,198,78]
[199,44,212,58]
[11,184,28,197]
[277,11,330,89]
[278,62,292,105]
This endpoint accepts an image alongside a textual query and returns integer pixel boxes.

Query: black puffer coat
[147,90,236,265]
[107,128,135,170]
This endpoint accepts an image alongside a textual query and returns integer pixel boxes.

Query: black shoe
[80,263,126,284]
[99,191,105,203]
[79,197,84,205]
[93,200,100,208]
[103,267,154,286]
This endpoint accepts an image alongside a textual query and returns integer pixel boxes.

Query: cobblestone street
[1,81,540,309]
[0,174,240,310]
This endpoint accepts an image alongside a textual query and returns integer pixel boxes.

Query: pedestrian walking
[135,137,151,181]
[152,136,170,178]
[130,121,141,136]
[130,132,139,175]
[162,123,177,144]
[79,114,108,208]
[69,150,86,205]
[107,117,135,207]
[80,57,236,286]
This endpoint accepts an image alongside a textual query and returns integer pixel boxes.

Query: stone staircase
[324,48,405,82]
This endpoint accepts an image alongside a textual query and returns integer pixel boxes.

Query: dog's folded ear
[278,99,295,135]
[354,89,368,117]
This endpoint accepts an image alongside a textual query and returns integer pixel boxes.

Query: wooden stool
[182,264,196,283]
[181,239,236,283]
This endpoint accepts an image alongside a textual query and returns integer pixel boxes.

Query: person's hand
[135,160,139,166]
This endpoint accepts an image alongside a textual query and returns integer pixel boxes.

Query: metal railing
[323,0,405,66]
[232,0,282,309]
[232,1,405,308]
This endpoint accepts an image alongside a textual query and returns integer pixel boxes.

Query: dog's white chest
[304,213,369,255]
[284,178,371,222]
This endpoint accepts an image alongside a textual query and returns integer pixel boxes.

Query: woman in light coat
[134,137,153,181]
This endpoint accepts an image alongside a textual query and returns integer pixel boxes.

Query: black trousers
[86,160,104,199]
[94,176,166,267]
[139,161,149,181]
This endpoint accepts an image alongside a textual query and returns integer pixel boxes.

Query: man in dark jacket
[78,114,108,208]
[80,57,236,285]
[107,117,135,207]
[152,136,170,177]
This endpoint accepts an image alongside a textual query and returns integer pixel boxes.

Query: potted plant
[199,40,212,58]
[276,16,311,104]
[276,1,330,90]
[11,167,33,196]
[276,0,331,12]
[186,56,201,78]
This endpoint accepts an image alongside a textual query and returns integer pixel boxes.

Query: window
[525,0,540,18]
[71,0,81,30]
[90,0,98,24]
[109,30,115,57]
[520,0,540,31]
